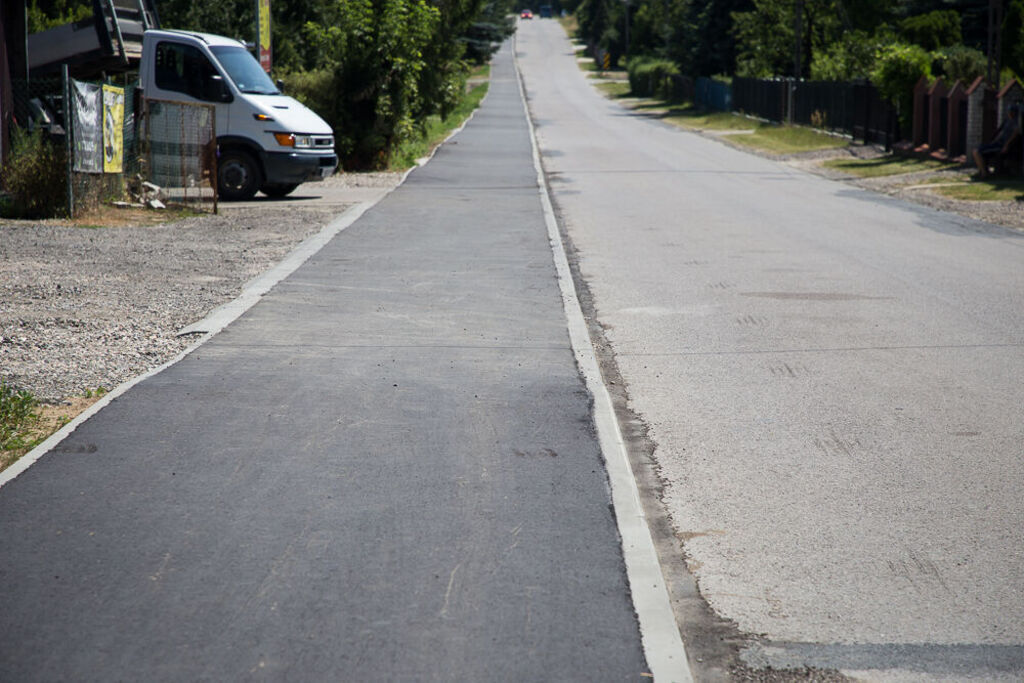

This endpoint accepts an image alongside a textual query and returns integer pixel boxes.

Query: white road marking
[513,35,694,683]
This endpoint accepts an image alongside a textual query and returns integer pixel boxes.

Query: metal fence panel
[733,77,787,122]
[731,76,897,146]
[793,80,853,132]
[695,77,732,112]
[138,98,217,212]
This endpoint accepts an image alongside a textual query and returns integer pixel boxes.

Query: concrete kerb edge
[511,33,694,683]
[0,86,492,491]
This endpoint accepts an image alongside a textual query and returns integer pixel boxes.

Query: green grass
[823,156,957,178]
[661,105,846,153]
[390,81,490,170]
[663,108,757,131]
[589,67,846,155]
[728,125,848,154]
[595,81,632,98]
[933,177,1024,201]
[0,383,43,473]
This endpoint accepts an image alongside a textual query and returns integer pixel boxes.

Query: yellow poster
[259,0,272,72]
[102,85,124,173]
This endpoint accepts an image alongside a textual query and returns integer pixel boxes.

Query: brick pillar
[947,81,966,157]
[912,76,930,146]
[927,79,948,150]
[965,77,987,152]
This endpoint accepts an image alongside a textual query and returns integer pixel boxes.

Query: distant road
[516,18,1024,680]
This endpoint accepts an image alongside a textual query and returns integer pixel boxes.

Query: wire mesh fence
[3,74,217,217]
[137,98,217,212]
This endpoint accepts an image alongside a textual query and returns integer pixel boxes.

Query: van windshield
[210,46,279,95]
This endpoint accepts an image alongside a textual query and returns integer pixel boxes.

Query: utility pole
[987,0,1005,87]
[623,0,631,59]
[789,0,803,124]
[793,0,803,79]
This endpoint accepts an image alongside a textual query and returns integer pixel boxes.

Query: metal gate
[138,98,217,212]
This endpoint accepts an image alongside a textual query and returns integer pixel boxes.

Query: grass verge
[823,156,958,178]
[727,125,849,154]
[558,14,578,36]
[663,108,759,131]
[595,81,632,98]
[0,383,42,472]
[600,92,847,154]
[390,75,490,170]
[933,177,1024,201]
[0,386,107,474]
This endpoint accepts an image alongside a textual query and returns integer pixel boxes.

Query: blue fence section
[695,77,732,112]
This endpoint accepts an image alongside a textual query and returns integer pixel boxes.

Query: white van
[139,29,337,200]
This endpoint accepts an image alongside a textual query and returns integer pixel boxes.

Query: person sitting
[973,102,1021,179]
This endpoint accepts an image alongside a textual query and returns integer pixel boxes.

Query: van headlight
[272,133,313,148]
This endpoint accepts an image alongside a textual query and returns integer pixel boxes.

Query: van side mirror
[275,79,285,94]
[206,74,233,103]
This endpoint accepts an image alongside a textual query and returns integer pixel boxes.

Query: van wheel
[261,183,299,198]
[218,150,261,201]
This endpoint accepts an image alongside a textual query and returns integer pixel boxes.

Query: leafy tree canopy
[899,9,962,50]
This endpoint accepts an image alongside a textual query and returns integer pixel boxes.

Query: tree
[810,30,882,80]
[899,10,962,50]
[303,0,440,168]
[933,45,987,84]
[871,42,931,132]
[415,0,486,122]
[1004,0,1024,81]
[688,0,753,76]
[732,0,844,78]
[26,0,92,33]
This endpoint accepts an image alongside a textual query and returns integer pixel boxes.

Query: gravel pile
[1,172,400,403]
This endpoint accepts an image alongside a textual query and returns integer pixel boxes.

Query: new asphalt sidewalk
[0,43,650,680]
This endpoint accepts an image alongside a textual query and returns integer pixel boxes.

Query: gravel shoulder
[1,172,401,405]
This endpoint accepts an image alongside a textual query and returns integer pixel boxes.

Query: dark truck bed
[27,0,159,78]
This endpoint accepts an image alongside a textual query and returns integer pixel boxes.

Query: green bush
[933,45,987,85]
[0,127,67,219]
[0,382,40,454]
[627,57,680,99]
[811,30,880,81]
[1003,0,1024,82]
[872,43,932,133]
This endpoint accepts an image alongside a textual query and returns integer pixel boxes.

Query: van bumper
[262,150,338,184]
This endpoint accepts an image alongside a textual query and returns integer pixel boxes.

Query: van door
[150,40,231,133]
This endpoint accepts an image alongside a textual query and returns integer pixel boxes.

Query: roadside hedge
[627,57,679,100]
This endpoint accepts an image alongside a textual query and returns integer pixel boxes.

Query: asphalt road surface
[0,44,653,681]
[517,19,1024,681]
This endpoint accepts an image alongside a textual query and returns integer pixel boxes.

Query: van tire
[218,150,261,201]
[261,183,299,198]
